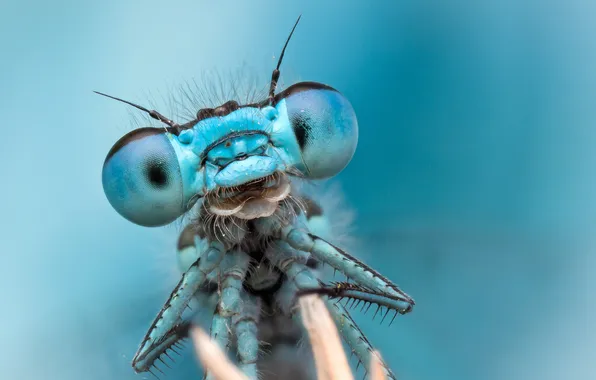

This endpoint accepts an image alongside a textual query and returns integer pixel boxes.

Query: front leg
[326,300,396,379]
[132,241,226,373]
[233,291,262,379]
[205,249,251,380]
[280,226,415,314]
[274,254,396,379]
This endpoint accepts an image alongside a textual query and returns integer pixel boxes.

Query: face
[101,82,359,227]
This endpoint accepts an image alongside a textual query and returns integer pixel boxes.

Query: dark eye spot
[145,160,168,188]
[290,112,312,150]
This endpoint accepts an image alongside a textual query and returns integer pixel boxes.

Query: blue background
[1,0,593,379]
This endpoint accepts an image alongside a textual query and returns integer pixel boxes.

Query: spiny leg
[205,249,251,380]
[133,320,193,376]
[136,226,218,373]
[274,272,304,317]
[269,246,396,379]
[264,240,320,315]
[142,285,222,375]
[233,291,262,379]
[298,282,410,326]
[280,226,415,313]
[132,241,226,373]
[326,300,395,379]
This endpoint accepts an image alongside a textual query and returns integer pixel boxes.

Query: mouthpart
[204,172,291,219]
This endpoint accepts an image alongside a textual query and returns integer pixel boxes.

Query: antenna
[94,91,180,132]
[268,15,302,105]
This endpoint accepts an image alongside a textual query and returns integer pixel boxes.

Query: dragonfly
[97,16,415,380]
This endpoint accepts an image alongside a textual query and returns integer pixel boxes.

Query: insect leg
[205,249,251,380]
[233,291,262,379]
[268,245,396,379]
[280,226,415,314]
[132,241,226,373]
[326,300,396,379]
[297,282,409,320]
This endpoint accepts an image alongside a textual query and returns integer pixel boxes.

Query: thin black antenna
[93,91,180,132]
[268,15,302,105]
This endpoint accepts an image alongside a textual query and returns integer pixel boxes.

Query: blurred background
[1,0,593,379]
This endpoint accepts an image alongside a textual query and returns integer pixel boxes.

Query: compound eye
[102,128,185,227]
[282,82,358,179]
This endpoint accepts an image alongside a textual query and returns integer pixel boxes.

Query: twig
[299,294,354,380]
[369,350,387,380]
[190,326,249,380]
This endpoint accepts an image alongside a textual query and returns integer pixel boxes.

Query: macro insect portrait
[4,1,593,380]
[97,16,415,379]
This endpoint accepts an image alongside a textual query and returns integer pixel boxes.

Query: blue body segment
[187,107,275,158]
[207,249,250,380]
[234,292,261,378]
[214,155,279,187]
[206,133,269,165]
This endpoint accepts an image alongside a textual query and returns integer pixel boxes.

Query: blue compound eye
[102,128,185,227]
[280,82,359,179]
